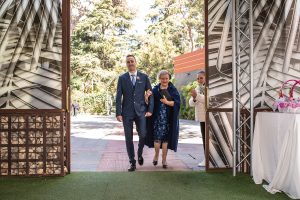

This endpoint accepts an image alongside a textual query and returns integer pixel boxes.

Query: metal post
[232,0,237,177]
[249,0,254,176]
[236,0,241,173]
[232,0,254,176]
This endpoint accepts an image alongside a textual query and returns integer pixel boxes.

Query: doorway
[69,0,206,172]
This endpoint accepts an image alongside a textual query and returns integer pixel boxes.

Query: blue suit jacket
[116,71,154,117]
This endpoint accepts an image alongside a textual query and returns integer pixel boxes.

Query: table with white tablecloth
[252,112,300,199]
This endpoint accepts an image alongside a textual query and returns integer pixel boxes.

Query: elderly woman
[145,70,181,168]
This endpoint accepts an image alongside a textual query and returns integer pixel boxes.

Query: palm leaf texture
[207,0,300,168]
[0,0,62,109]
[208,0,300,109]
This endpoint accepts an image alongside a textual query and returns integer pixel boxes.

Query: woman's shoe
[162,161,168,169]
[153,160,158,166]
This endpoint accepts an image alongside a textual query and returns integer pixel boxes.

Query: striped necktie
[131,75,136,86]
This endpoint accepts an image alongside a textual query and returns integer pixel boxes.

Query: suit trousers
[123,114,147,163]
[200,122,206,152]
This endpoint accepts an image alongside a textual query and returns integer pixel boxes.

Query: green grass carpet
[0,172,289,200]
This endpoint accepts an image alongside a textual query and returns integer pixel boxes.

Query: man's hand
[190,89,197,98]
[145,112,152,117]
[116,115,123,122]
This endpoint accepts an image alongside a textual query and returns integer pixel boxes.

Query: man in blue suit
[116,55,154,171]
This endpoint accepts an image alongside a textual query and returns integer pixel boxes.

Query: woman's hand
[145,89,153,104]
[190,89,197,98]
[160,96,169,104]
[145,89,152,98]
[160,96,174,106]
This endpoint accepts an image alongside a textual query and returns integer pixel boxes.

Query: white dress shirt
[128,71,138,77]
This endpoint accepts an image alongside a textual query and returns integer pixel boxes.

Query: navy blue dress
[153,103,169,142]
[145,82,181,151]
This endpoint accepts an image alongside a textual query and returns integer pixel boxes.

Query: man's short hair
[126,54,136,60]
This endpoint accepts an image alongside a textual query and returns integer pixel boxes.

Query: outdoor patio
[71,115,204,172]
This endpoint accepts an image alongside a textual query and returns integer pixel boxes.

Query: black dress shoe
[153,160,158,166]
[138,156,144,166]
[128,164,136,172]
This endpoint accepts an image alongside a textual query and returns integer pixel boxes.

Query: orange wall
[173,48,205,74]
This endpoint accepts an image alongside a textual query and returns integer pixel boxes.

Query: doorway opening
[70,0,206,172]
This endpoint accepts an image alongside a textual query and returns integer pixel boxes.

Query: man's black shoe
[138,156,144,166]
[128,163,136,172]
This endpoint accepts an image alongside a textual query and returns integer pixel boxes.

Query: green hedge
[179,81,198,120]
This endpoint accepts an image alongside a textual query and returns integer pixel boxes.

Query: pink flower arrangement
[273,80,300,113]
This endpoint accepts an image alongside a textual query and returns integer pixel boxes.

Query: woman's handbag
[159,89,173,101]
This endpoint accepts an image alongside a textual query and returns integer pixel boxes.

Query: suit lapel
[125,71,143,92]
[134,71,142,92]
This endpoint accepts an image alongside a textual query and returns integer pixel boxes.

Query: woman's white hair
[157,70,171,80]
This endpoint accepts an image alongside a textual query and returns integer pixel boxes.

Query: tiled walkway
[71,115,204,172]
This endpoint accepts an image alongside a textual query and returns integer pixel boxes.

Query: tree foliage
[180,81,198,120]
[132,0,204,82]
[71,0,135,114]
[71,0,204,115]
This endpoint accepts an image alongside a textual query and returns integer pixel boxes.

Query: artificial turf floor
[0,172,290,200]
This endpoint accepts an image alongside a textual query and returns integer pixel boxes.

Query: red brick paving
[97,140,189,172]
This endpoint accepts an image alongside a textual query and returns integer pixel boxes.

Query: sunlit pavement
[71,114,204,172]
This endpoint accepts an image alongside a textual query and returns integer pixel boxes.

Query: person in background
[189,71,206,167]
[145,70,181,169]
[72,101,80,116]
[115,54,154,172]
